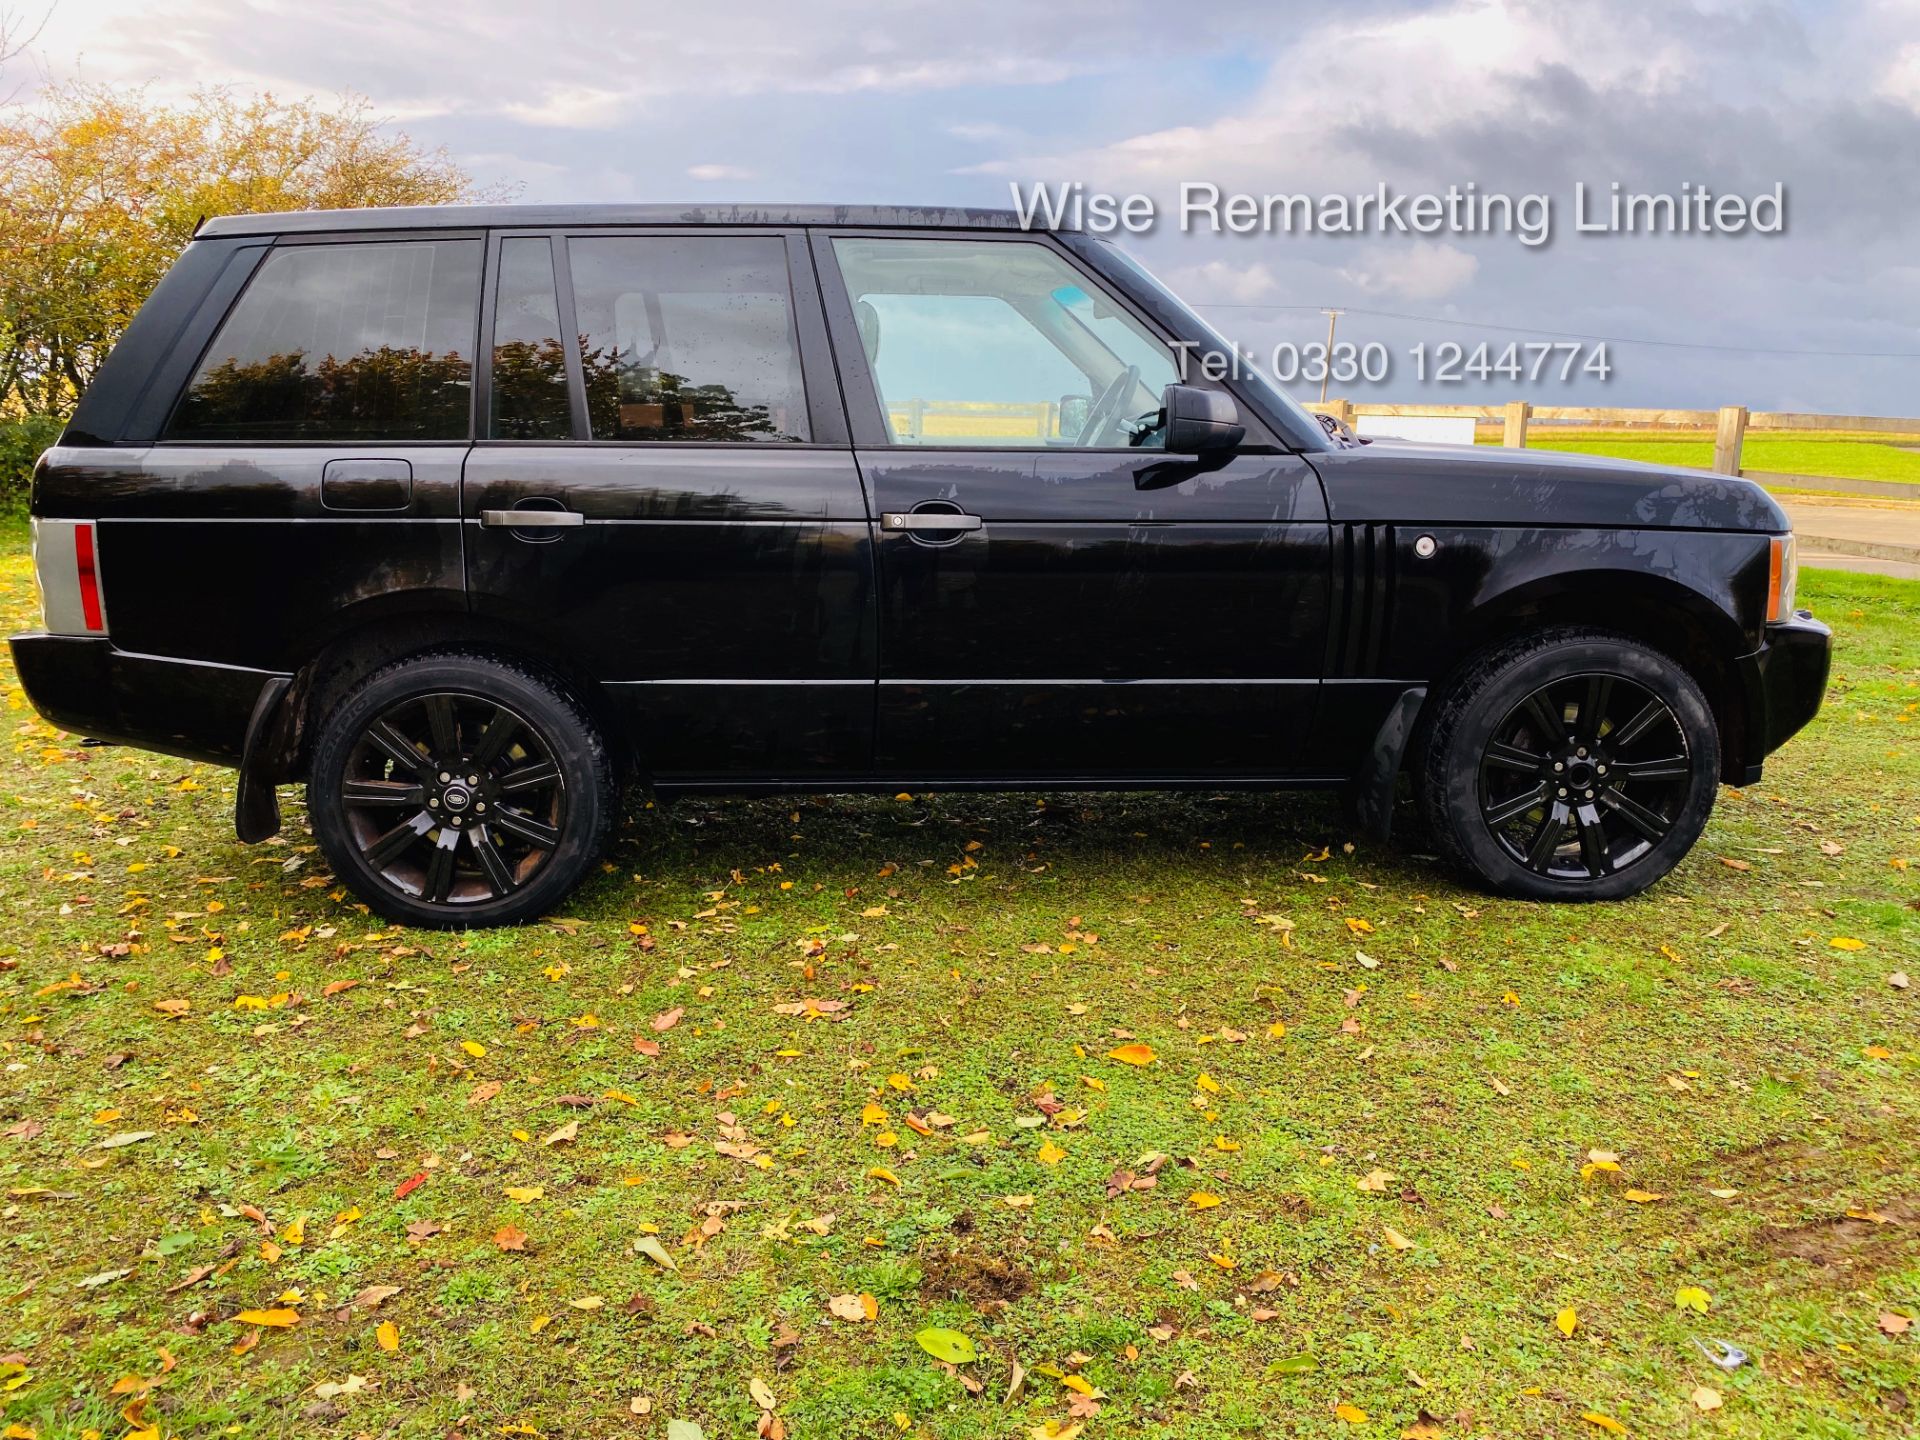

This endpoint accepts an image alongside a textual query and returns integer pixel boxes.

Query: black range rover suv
[12,203,1830,926]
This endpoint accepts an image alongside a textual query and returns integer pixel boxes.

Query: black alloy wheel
[1420,628,1719,901]
[310,653,614,927]
[1477,672,1692,881]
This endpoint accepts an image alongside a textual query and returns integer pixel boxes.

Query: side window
[168,239,480,442]
[830,237,1178,448]
[490,237,571,439]
[567,236,808,442]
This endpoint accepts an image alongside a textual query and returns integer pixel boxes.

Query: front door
[462,229,875,782]
[815,231,1329,781]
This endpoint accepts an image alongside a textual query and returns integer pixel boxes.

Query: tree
[0,85,503,417]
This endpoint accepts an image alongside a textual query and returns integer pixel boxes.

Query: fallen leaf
[234,1308,300,1328]
[1691,1387,1723,1412]
[635,1236,678,1272]
[375,1320,399,1352]
[1555,1307,1577,1337]
[749,1377,777,1411]
[1106,1043,1157,1067]
[493,1224,528,1253]
[1383,1226,1414,1251]
[1188,1192,1222,1210]
[827,1293,875,1323]
[95,1130,156,1150]
[651,1007,685,1032]
[1675,1285,1712,1313]
[1356,1168,1395,1193]
[1879,1311,1913,1336]
[541,1120,578,1147]
[915,1327,978,1364]
[460,1040,486,1058]
[1624,1189,1664,1204]
[1335,1403,1369,1424]
[1582,1413,1627,1436]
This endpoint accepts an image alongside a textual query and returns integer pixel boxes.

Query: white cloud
[1337,241,1480,301]
[500,86,635,129]
[687,163,759,182]
[1879,40,1920,111]
[1165,259,1285,305]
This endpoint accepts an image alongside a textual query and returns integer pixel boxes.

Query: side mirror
[1057,393,1091,441]
[1160,384,1244,453]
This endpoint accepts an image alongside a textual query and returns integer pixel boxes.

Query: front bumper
[1730,610,1832,785]
[9,633,286,768]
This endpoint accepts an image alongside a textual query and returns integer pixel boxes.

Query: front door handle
[881,511,982,533]
[481,509,584,528]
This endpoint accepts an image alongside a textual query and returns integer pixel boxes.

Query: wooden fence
[1315,400,1920,497]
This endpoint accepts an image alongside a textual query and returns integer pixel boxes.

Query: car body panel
[7,204,1830,829]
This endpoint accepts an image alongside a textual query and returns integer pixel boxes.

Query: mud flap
[235,675,292,843]
[1342,685,1426,842]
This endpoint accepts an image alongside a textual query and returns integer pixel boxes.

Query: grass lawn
[1476,429,1920,487]
[1,534,1916,1440]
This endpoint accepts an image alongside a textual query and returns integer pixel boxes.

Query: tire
[1417,627,1719,901]
[309,651,615,928]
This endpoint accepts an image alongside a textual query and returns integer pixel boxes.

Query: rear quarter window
[166,239,481,442]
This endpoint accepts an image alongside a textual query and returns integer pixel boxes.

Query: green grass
[2,541,1916,1439]
[1478,429,1920,486]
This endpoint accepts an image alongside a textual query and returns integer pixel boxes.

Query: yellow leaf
[504,1186,544,1204]
[1675,1285,1712,1313]
[860,1103,887,1126]
[1863,1045,1893,1060]
[1335,1403,1369,1424]
[281,1216,307,1246]
[1268,1019,1288,1039]
[1106,1043,1157,1066]
[1829,936,1866,951]
[1213,1136,1241,1153]
[1188,1192,1222,1210]
[867,1166,900,1187]
[374,1320,399,1352]
[1582,1413,1628,1436]
[1037,1139,1066,1165]
[460,1041,487,1058]
[567,1296,604,1310]
[1555,1307,1577,1337]
[1691,1386,1722,1412]
[529,1314,552,1334]
[1383,1226,1414,1251]
[234,1308,300,1328]
[1624,1189,1664,1204]
[1195,1073,1221,1094]
[635,1235,678,1272]
[1081,1075,1106,1092]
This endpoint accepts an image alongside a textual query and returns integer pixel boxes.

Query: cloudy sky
[12,0,1920,411]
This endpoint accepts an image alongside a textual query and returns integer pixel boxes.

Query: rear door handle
[481,509,584,528]
[881,511,982,532]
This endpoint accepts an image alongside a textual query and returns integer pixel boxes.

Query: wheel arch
[1429,569,1752,784]
[256,609,636,787]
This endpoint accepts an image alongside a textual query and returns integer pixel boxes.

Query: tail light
[1766,534,1798,624]
[30,518,107,635]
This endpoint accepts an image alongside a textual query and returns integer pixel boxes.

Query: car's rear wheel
[309,653,614,927]
[1418,628,1719,901]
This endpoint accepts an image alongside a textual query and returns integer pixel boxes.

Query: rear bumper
[1731,611,1832,784]
[8,633,286,768]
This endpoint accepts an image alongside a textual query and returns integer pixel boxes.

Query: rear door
[814,230,1329,781]
[102,233,480,673]
[462,228,875,782]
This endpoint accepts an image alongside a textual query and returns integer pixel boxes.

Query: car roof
[196,203,1066,239]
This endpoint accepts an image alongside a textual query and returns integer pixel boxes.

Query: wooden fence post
[1713,405,1748,475]
[1503,400,1532,448]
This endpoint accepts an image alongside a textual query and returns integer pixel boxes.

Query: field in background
[1473,428,1920,487]
[1,536,1916,1440]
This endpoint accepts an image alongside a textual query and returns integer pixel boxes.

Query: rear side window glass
[567,236,807,442]
[490,237,571,439]
[167,239,480,442]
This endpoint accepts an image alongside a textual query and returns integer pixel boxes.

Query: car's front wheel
[309,652,615,927]
[1418,628,1720,901]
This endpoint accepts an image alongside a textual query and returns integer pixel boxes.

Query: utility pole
[1319,308,1344,403]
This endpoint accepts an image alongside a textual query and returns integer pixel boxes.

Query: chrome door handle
[881,511,982,532]
[481,509,584,528]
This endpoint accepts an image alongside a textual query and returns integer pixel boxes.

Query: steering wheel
[1077,364,1139,447]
